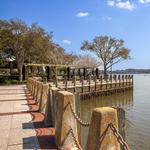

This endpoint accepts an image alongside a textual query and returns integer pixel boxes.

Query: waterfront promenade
[0,79,131,150]
[0,85,57,150]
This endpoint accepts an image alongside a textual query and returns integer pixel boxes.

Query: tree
[0,19,65,81]
[48,43,66,65]
[72,54,100,68]
[62,53,78,65]
[81,36,130,76]
[0,19,29,81]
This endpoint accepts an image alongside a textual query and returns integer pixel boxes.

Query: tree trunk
[104,64,107,78]
[9,62,13,75]
[16,50,25,82]
[18,63,23,82]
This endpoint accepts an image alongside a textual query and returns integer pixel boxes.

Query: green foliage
[0,19,56,64]
[0,75,19,85]
[0,18,66,81]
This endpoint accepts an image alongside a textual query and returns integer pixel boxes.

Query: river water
[79,74,150,150]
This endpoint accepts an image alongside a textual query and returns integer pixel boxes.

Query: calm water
[79,74,150,150]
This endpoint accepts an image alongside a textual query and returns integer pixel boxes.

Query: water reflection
[79,89,133,149]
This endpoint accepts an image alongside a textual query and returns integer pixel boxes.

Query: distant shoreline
[112,69,150,74]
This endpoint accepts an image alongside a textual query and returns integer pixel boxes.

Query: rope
[60,127,82,150]
[69,128,83,150]
[108,123,131,150]
[68,102,90,127]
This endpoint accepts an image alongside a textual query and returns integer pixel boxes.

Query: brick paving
[0,85,57,150]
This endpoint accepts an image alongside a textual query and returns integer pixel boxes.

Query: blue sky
[0,0,150,69]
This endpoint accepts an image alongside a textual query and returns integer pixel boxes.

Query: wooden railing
[49,74,133,95]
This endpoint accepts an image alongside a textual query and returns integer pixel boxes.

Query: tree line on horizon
[0,18,131,81]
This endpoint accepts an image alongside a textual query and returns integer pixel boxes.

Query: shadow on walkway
[24,89,58,150]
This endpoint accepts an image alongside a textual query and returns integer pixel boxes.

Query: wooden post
[89,75,91,92]
[94,75,97,91]
[116,108,126,140]
[33,80,37,100]
[30,79,34,94]
[114,75,117,88]
[67,67,71,80]
[62,68,65,79]
[124,75,126,86]
[22,65,26,80]
[65,75,68,91]
[55,67,58,87]
[126,75,128,86]
[118,75,120,87]
[49,66,51,79]
[86,107,120,150]
[51,87,59,126]
[129,75,130,86]
[112,107,126,143]
[131,75,133,86]
[26,65,29,80]
[73,74,76,93]
[78,68,81,77]
[100,75,103,90]
[34,81,39,100]
[46,66,50,79]
[55,91,78,149]
[96,68,99,79]
[32,79,35,95]
[128,75,130,86]
[44,84,54,126]
[83,68,86,80]
[81,76,84,93]
[36,81,43,104]
[22,65,25,80]
[122,75,124,87]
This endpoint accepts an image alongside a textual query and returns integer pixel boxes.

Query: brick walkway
[0,85,57,150]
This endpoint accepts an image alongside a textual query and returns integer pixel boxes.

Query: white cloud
[116,1,136,10]
[107,0,136,11]
[76,12,89,17]
[108,0,115,6]
[139,0,150,4]
[62,40,71,45]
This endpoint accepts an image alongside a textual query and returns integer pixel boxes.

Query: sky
[0,0,150,69]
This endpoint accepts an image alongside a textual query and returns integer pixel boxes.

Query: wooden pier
[49,74,133,95]
[23,64,133,97]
